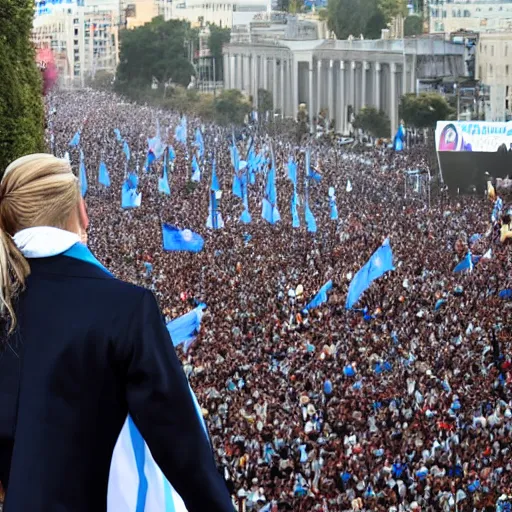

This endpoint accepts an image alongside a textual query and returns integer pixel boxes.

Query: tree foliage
[207,24,230,82]
[399,93,454,129]
[214,89,251,125]
[0,0,45,174]
[353,107,390,138]
[404,15,423,36]
[258,89,273,114]
[116,17,196,93]
[378,0,408,23]
[327,0,387,39]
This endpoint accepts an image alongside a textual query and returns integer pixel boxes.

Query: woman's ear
[78,197,89,231]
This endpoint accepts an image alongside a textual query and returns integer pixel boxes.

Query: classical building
[476,32,512,119]
[429,0,512,34]
[223,20,466,135]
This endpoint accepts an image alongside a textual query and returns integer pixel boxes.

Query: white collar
[13,227,80,258]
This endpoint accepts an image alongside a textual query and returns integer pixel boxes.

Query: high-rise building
[32,1,120,86]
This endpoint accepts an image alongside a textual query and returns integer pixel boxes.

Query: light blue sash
[62,243,208,512]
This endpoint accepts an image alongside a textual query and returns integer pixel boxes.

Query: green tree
[214,89,251,125]
[0,0,44,174]
[378,0,408,24]
[327,0,386,39]
[399,92,454,129]
[404,15,423,36]
[207,24,230,82]
[116,17,196,94]
[257,89,273,115]
[353,107,390,138]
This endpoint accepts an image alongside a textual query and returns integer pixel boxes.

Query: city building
[224,18,466,135]
[32,2,120,87]
[429,0,512,34]
[476,31,512,119]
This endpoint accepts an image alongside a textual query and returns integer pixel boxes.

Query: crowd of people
[47,89,512,512]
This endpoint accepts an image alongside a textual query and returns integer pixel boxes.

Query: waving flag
[167,303,207,350]
[79,149,87,197]
[206,190,224,230]
[162,225,204,252]
[121,174,141,209]
[291,191,300,228]
[98,161,110,187]
[288,157,297,186]
[454,251,473,273]
[304,280,333,311]
[346,239,395,309]
[114,128,122,142]
[211,159,220,192]
[175,116,187,144]
[346,179,353,193]
[123,141,131,161]
[158,148,171,195]
[329,187,338,220]
[194,128,204,159]
[69,131,80,147]
[304,198,317,233]
[191,155,201,182]
[262,147,280,224]
[305,149,322,182]
[393,123,405,151]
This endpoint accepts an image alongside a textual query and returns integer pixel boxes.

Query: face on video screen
[439,124,459,151]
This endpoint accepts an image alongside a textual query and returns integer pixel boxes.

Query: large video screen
[436,121,512,153]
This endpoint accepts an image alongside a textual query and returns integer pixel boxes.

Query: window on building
[485,45,487,53]
[492,45,494,56]
[74,39,79,46]
[442,9,446,17]
[507,65,510,75]
[506,45,508,57]
[74,28,79,36]
[479,65,482,77]
[490,64,493,74]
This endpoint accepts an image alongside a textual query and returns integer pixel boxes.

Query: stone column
[280,58,285,117]
[390,62,397,137]
[338,60,345,134]
[252,54,258,109]
[309,61,314,129]
[317,59,322,118]
[263,56,268,91]
[232,54,237,89]
[361,61,368,108]
[411,53,416,94]
[293,58,299,120]
[374,62,381,110]
[328,59,334,124]
[350,61,356,115]
[402,56,407,96]
[223,53,228,88]
[273,57,278,113]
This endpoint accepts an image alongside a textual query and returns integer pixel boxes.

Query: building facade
[32,4,120,87]
[224,29,466,135]
[476,32,512,119]
[429,0,512,34]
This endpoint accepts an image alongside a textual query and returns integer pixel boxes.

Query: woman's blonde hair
[0,153,80,331]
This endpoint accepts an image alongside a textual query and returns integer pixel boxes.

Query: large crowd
[47,89,512,512]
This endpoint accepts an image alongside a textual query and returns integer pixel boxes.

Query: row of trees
[0,0,45,173]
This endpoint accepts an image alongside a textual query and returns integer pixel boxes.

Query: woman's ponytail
[0,230,30,333]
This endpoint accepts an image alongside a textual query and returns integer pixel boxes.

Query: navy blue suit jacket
[0,254,233,512]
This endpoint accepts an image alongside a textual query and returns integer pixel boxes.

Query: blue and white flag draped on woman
[12,226,205,512]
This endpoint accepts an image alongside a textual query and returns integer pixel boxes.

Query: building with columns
[223,29,466,136]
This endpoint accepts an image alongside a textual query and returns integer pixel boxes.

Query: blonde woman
[0,154,233,512]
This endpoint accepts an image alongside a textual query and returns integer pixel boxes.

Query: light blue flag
[114,128,122,142]
[240,178,251,224]
[79,149,87,197]
[167,303,206,351]
[158,150,171,195]
[211,159,220,192]
[168,146,176,162]
[305,200,317,233]
[288,157,297,186]
[162,224,204,252]
[191,155,201,182]
[98,161,110,187]
[454,251,473,273]
[206,190,224,230]
[174,117,187,144]
[346,239,395,309]
[121,180,142,209]
[329,188,338,220]
[69,130,80,147]
[123,140,131,161]
[394,124,405,151]
[194,128,204,159]
[304,280,333,311]
[291,192,300,228]
[262,149,280,224]
[306,149,322,182]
